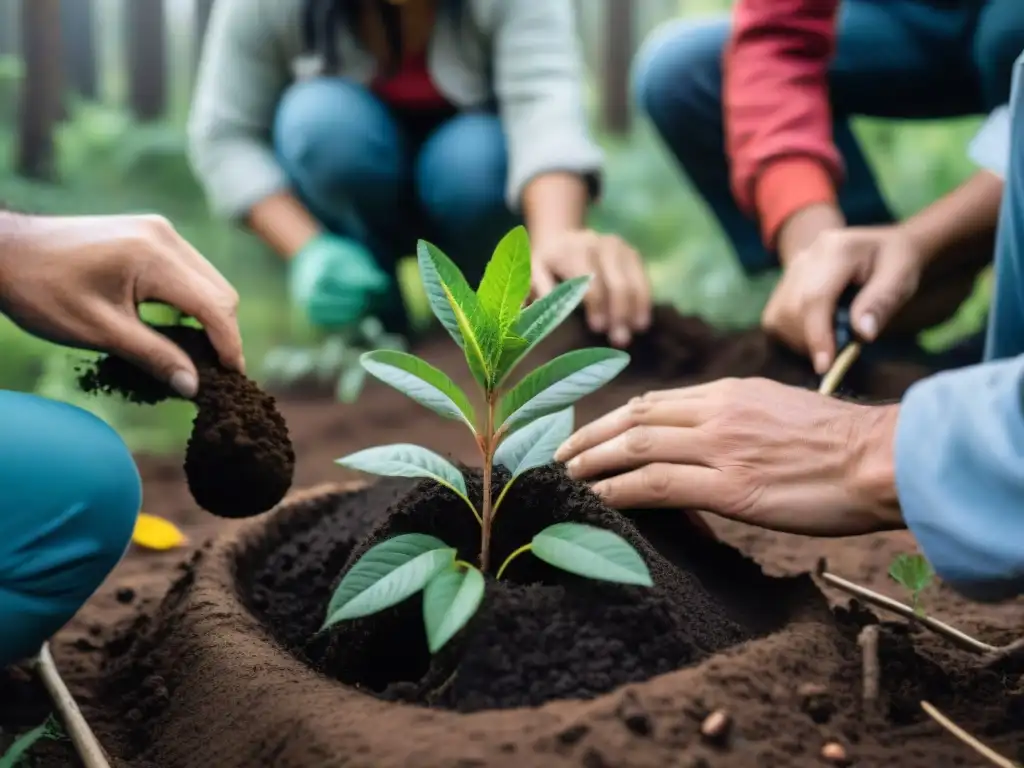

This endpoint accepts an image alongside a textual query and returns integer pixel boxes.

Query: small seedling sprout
[888,553,934,617]
[324,226,652,653]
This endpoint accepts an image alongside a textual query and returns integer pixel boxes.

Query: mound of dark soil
[247,468,814,713]
[78,325,295,518]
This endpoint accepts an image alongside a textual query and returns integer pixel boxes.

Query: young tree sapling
[889,553,934,617]
[323,226,652,653]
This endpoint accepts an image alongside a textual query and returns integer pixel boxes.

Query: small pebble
[821,741,849,765]
[700,709,731,744]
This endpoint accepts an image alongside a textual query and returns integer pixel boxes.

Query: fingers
[139,216,246,374]
[530,257,558,300]
[850,259,921,341]
[803,299,837,375]
[136,245,245,377]
[596,236,651,348]
[95,305,201,397]
[555,393,706,462]
[577,235,610,335]
[564,425,708,481]
[590,463,726,510]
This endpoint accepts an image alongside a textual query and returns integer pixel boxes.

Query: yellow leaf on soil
[132,513,188,551]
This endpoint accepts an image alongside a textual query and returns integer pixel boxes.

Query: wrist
[896,217,943,268]
[776,203,846,267]
[846,403,904,530]
[0,211,29,293]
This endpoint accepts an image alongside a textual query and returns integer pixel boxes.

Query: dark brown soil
[248,470,814,713]
[78,324,295,518]
[11,308,1021,768]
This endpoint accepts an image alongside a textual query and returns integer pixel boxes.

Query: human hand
[764,225,930,374]
[531,229,651,348]
[0,212,243,398]
[555,377,904,536]
[290,233,391,329]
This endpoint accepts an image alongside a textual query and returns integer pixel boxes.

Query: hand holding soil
[558,377,906,536]
[0,212,244,399]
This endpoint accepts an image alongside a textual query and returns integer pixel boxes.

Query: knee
[13,397,140,588]
[632,18,728,132]
[416,114,512,231]
[973,9,1024,106]
[274,78,404,197]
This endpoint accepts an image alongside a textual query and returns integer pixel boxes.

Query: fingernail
[554,441,572,463]
[170,370,198,399]
[565,458,580,477]
[590,315,607,332]
[610,327,630,348]
[814,353,830,375]
[591,481,608,497]
[856,313,878,340]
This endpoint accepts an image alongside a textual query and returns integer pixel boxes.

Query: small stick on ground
[34,643,111,768]
[858,624,881,718]
[818,342,862,397]
[816,559,1006,655]
[921,701,1021,768]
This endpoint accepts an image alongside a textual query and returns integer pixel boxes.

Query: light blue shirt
[894,55,1024,602]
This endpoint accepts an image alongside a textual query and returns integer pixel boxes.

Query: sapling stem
[496,543,533,580]
[479,396,496,572]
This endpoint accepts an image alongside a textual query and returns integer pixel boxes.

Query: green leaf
[324,534,456,625]
[0,716,63,768]
[422,564,486,653]
[509,275,591,357]
[477,226,531,334]
[888,553,934,593]
[361,350,476,428]
[336,444,468,499]
[494,332,530,385]
[498,348,630,433]
[445,282,494,390]
[416,240,476,348]
[494,407,574,478]
[532,523,652,586]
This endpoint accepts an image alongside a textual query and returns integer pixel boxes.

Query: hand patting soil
[78,324,294,518]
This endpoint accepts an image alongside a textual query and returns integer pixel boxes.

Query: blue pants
[274,78,519,287]
[633,0,1024,273]
[0,392,140,666]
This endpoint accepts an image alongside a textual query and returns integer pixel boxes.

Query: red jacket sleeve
[724,0,844,249]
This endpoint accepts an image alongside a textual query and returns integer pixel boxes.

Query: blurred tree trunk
[126,0,166,121]
[60,0,97,99]
[602,0,634,135]
[17,0,62,180]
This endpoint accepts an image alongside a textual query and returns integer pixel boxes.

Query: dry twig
[818,342,862,396]
[921,701,1021,768]
[857,624,881,717]
[34,643,110,768]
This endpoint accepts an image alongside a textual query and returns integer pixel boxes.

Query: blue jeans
[0,392,140,666]
[634,0,1024,273]
[274,78,519,288]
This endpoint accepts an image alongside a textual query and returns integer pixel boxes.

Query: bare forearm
[522,172,588,247]
[902,171,1003,270]
[246,191,321,260]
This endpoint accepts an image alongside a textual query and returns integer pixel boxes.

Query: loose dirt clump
[78,324,295,518]
[250,470,809,712]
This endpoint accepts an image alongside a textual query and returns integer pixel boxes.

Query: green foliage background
[0,1,992,454]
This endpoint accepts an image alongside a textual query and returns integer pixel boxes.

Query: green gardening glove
[289,233,391,329]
